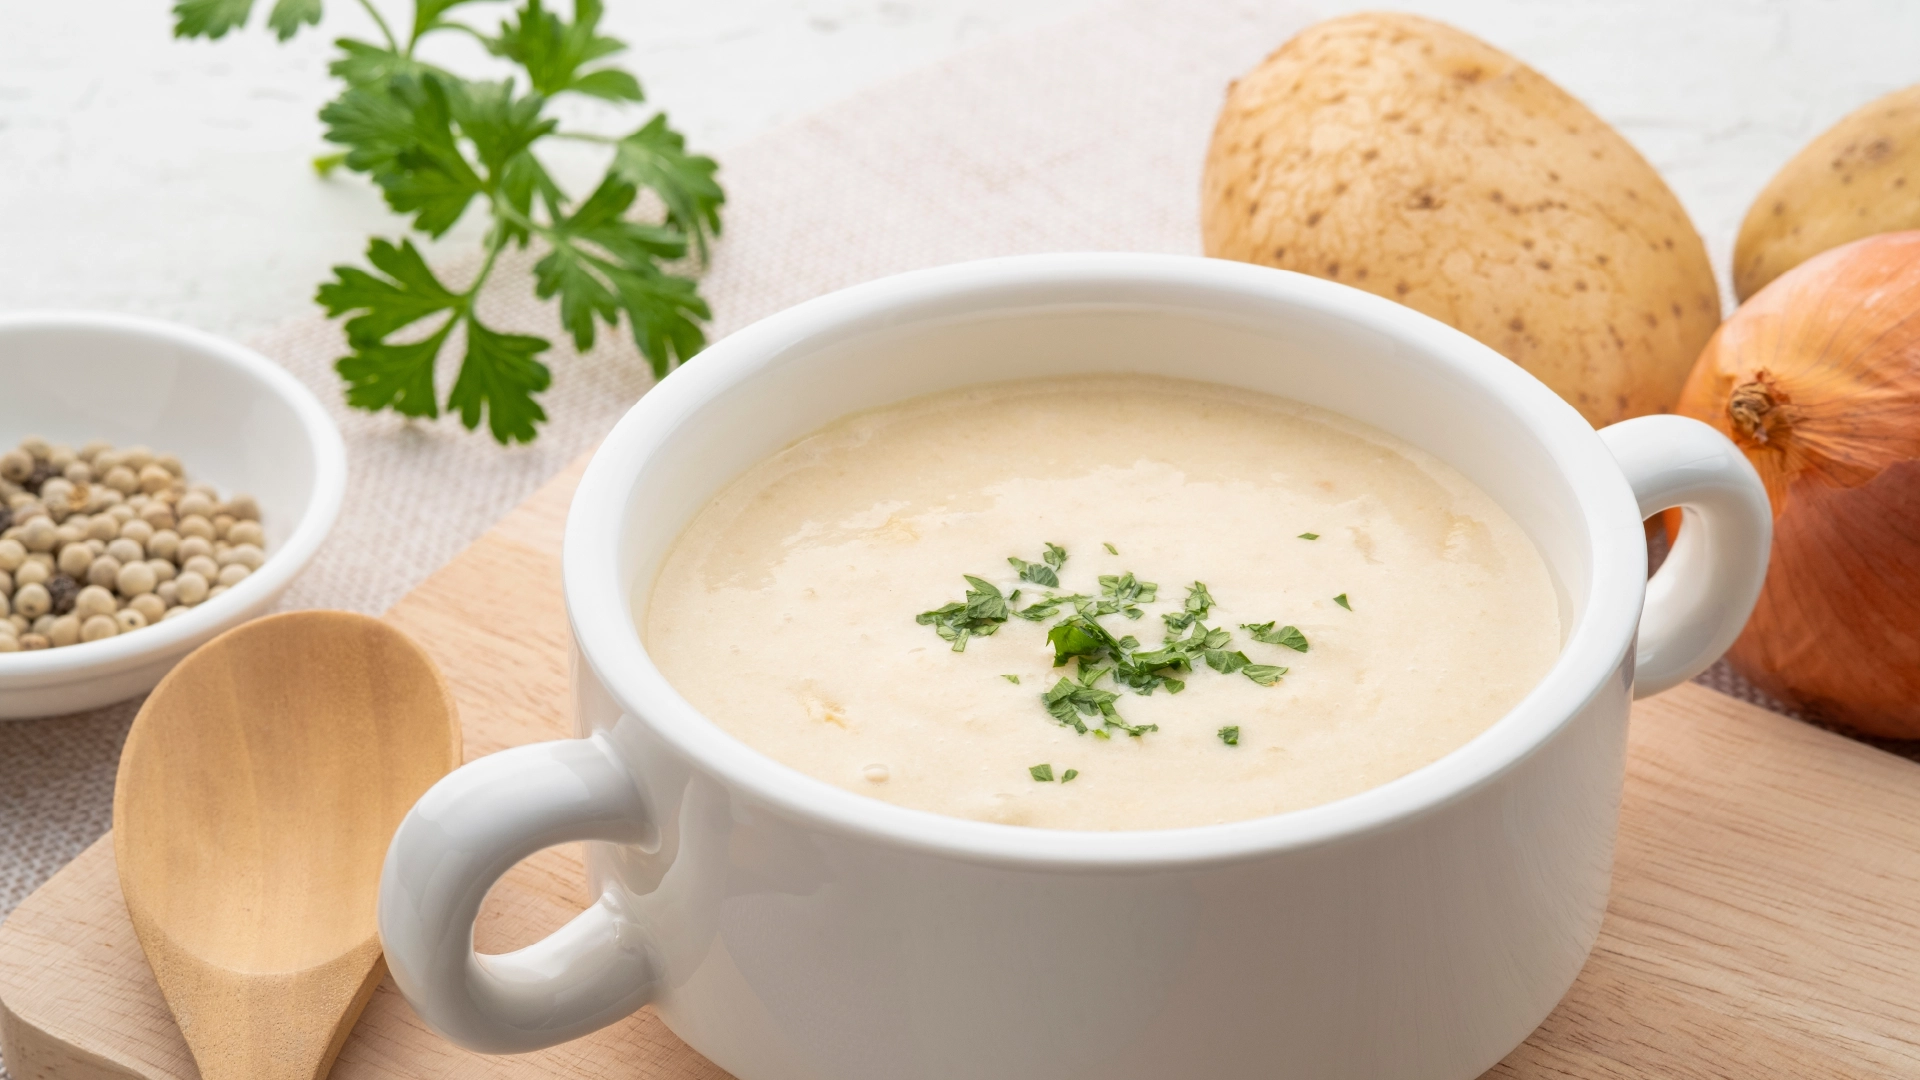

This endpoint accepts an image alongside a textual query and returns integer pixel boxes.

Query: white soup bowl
[379,255,1769,1079]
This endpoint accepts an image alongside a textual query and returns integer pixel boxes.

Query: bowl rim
[564,254,1647,870]
[0,311,346,685]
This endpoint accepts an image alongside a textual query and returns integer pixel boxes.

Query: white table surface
[4,0,1917,343]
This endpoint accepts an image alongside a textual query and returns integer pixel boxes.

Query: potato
[1202,13,1720,428]
[1733,84,1920,301]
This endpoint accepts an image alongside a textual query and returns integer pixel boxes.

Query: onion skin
[1672,231,1920,738]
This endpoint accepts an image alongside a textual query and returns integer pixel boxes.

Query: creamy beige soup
[642,375,1560,830]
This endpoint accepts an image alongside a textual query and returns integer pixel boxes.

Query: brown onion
[1671,231,1920,737]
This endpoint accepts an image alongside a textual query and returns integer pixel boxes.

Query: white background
[3,0,1917,340]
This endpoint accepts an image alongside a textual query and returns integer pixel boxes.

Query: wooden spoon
[113,611,462,1080]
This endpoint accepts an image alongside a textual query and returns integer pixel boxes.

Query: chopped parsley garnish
[919,547,1306,743]
[915,575,1010,651]
[1103,542,1119,555]
[1062,768,1079,782]
[1030,763,1055,782]
[1217,726,1240,746]
[1333,593,1352,610]
[1163,580,1216,631]
[1007,542,1068,587]
[1298,532,1319,540]
[1243,664,1288,686]
[1242,621,1310,652]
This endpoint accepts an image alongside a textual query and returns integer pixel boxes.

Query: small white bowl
[0,313,345,719]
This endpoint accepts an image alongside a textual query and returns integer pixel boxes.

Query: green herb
[177,0,723,444]
[1030,764,1055,782]
[1217,725,1240,746]
[1298,532,1319,540]
[1103,542,1118,555]
[916,575,1010,651]
[1163,580,1216,631]
[1062,768,1079,782]
[1243,664,1288,686]
[1241,621,1310,652]
[1002,674,1020,684]
[1095,571,1158,620]
[1007,542,1067,587]
[1333,593,1352,610]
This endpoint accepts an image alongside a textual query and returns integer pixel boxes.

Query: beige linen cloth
[0,0,1864,949]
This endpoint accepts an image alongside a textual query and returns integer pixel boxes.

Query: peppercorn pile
[0,436,267,653]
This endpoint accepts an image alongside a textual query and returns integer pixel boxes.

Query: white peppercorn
[156,453,184,477]
[122,446,154,471]
[129,594,167,624]
[216,563,251,588]
[174,571,210,606]
[146,558,176,583]
[207,584,228,601]
[79,615,117,643]
[0,451,31,483]
[15,582,51,619]
[85,539,105,556]
[31,614,55,636]
[213,514,235,541]
[49,446,75,469]
[162,605,192,622]
[114,608,147,632]
[78,441,110,463]
[178,514,214,541]
[227,520,265,548]
[120,518,154,547]
[85,515,118,541]
[176,492,213,519]
[25,551,52,571]
[6,614,24,634]
[19,633,50,650]
[88,487,121,512]
[0,634,15,653]
[21,518,57,553]
[74,585,116,620]
[106,538,144,566]
[57,542,94,578]
[107,503,134,523]
[16,561,50,588]
[155,580,179,605]
[182,555,218,581]
[19,436,51,460]
[138,465,173,494]
[64,461,93,484]
[219,544,266,571]
[103,466,139,494]
[54,523,84,548]
[86,555,122,589]
[117,561,157,597]
[0,538,22,572]
[48,615,81,647]
[0,593,8,619]
[147,529,181,561]
[0,568,9,596]
[140,502,176,530]
[222,494,260,521]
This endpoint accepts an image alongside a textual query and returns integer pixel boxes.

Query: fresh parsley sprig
[173,0,724,444]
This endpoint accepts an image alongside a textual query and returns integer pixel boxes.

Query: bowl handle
[377,733,657,1053]
[1599,415,1772,698]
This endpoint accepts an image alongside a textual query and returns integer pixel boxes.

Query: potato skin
[1202,13,1720,428]
[1733,84,1920,301]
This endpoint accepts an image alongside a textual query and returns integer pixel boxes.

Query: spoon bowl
[114,611,461,1080]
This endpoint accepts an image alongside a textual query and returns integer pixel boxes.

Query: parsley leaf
[1242,621,1310,652]
[1103,542,1118,555]
[1217,725,1240,746]
[1030,764,1054,782]
[1163,580,1216,631]
[1243,664,1289,686]
[172,0,260,40]
[1298,532,1319,540]
[1062,768,1079,782]
[184,0,723,445]
[1333,593,1352,610]
[611,115,726,261]
[917,575,1010,651]
[1007,544,1066,588]
[1002,674,1020,684]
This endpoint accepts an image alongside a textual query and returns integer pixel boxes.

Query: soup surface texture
[642,375,1560,830]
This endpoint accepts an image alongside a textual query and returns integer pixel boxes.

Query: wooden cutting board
[4,455,1919,1080]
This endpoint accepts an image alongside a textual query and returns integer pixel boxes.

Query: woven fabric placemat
[1,0,1906,975]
